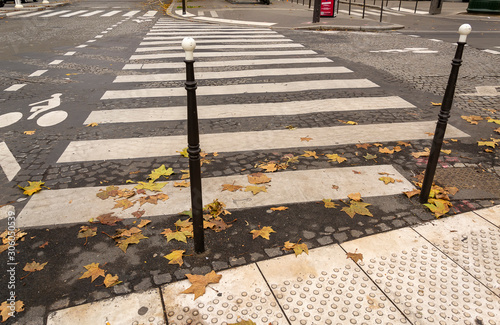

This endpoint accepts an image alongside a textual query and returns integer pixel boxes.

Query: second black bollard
[182,37,205,253]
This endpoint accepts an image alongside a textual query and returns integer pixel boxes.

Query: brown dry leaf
[283,241,309,256]
[431,102,441,106]
[445,186,459,196]
[373,143,383,147]
[86,122,99,127]
[23,261,48,273]
[494,127,500,134]
[258,162,277,172]
[103,274,122,288]
[138,195,158,206]
[0,300,24,322]
[250,226,276,240]
[182,270,222,300]
[137,219,151,228]
[461,115,483,125]
[404,189,421,198]
[165,250,185,266]
[397,141,412,147]
[342,201,373,218]
[425,132,434,136]
[325,154,347,163]
[245,185,267,195]
[23,130,36,135]
[352,170,362,174]
[174,180,190,187]
[301,150,319,159]
[441,149,452,155]
[221,184,243,192]
[117,232,148,253]
[338,119,358,125]
[97,213,123,226]
[116,189,135,198]
[270,206,288,211]
[132,210,145,218]
[248,172,271,184]
[78,226,97,239]
[300,136,313,142]
[161,229,187,243]
[285,125,296,130]
[332,185,339,190]
[424,200,450,218]
[411,148,430,158]
[356,143,371,149]
[379,177,395,185]
[96,185,119,200]
[79,263,106,282]
[322,199,338,208]
[379,147,394,154]
[346,251,363,263]
[210,219,233,232]
[477,140,497,148]
[39,241,48,249]
[347,193,362,202]
[181,169,190,179]
[113,198,135,211]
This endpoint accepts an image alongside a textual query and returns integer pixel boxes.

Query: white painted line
[75,45,88,48]
[122,57,333,70]
[391,7,428,14]
[85,96,415,124]
[375,9,404,16]
[95,35,103,39]
[408,35,420,38]
[60,10,88,17]
[6,11,30,17]
[143,10,157,17]
[101,10,121,17]
[210,10,218,17]
[413,50,439,54]
[13,10,53,17]
[113,67,352,83]
[339,9,363,17]
[428,39,443,42]
[130,50,317,60]
[193,16,276,26]
[123,10,140,17]
[483,49,500,55]
[174,10,196,17]
[147,30,276,36]
[80,10,104,17]
[151,27,271,32]
[64,51,76,56]
[198,10,204,16]
[86,40,96,43]
[18,165,415,227]
[39,10,71,17]
[4,84,26,92]
[47,289,164,325]
[49,60,63,65]
[0,142,21,182]
[57,121,467,163]
[144,34,285,40]
[135,43,303,52]
[101,79,377,100]
[29,70,48,77]
[101,31,108,34]
[139,38,292,45]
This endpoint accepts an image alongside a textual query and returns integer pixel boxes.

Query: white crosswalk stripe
[9,9,150,19]
[45,18,470,226]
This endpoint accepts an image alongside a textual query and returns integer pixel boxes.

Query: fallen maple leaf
[326,154,346,163]
[352,170,362,174]
[495,127,500,134]
[103,274,122,288]
[258,162,277,172]
[96,213,123,226]
[283,241,309,256]
[79,263,106,282]
[135,181,167,192]
[248,172,271,184]
[181,169,190,179]
[322,199,338,208]
[23,261,48,273]
[356,143,371,149]
[117,232,148,253]
[461,115,483,125]
[113,198,135,211]
[425,132,434,136]
[18,181,45,196]
[137,219,151,228]
[347,193,362,201]
[404,189,421,198]
[431,102,441,106]
[300,136,313,142]
[78,226,97,239]
[424,200,450,218]
[342,201,373,218]
[301,150,319,159]
[177,147,189,157]
[250,226,275,240]
[174,180,190,187]
[363,153,377,161]
[182,270,222,300]
[23,130,35,135]
[39,241,48,249]
[204,199,231,217]
[165,250,185,266]
[477,141,497,148]
[132,210,146,218]
[397,141,411,147]
[285,125,296,130]
[346,251,363,263]
[161,229,187,243]
[116,189,135,198]
[0,300,24,322]
[221,184,243,192]
[148,165,174,182]
[86,122,99,127]
[379,176,395,185]
[338,119,357,125]
[245,185,267,195]
[379,147,394,154]
[411,148,430,158]
[373,143,383,147]
[270,206,288,211]
[96,185,119,200]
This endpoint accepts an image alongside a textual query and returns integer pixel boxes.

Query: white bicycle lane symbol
[0,93,68,129]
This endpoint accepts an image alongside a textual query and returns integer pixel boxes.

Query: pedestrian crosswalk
[8,9,156,19]
[19,18,470,227]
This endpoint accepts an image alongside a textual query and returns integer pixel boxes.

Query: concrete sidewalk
[0,0,68,16]
[46,205,500,324]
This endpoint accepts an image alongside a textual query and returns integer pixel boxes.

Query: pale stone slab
[473,205,500,226]
[46,288,164,325]
[162,264,287,325]
[135,43,302,52]
[17,165,413,228]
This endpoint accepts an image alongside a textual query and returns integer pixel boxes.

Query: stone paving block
[473,205,500,226]
[46,288,164,325]
[162,264,286,324]
[341,227,500,325]
[257,244,409,324]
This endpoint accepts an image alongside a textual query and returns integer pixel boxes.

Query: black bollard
[349,0,352,15]
[312,0,321,23]
[362,0,366,18]
[380,0,384,22]
[182,0,186,15]
[182,37,205,253]
[419,24,472,204]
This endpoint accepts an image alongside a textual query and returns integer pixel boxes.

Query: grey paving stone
[333,232,348,243]
[350,230,363,238]
[133,277,152,292]
[317,236,334,245]
[376,223,391,232]
[113,282,132,295]
[264,247,283,258]
[153,273,172,286]
[212,261,229,271]
[250,252,265,262]
[302,230,316,239]
[229,257,246,267]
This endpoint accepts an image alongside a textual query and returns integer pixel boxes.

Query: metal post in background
[182,0,186,15]
[309,0,312,9]
[380,0,384,21]
[362,0,366,18]
[419,24,472,204]
[313,0,321,22]
[385,0,388,6]
[182,37,205,254]
[349,0,352,15]
[398,0,402,11]
[414,0,419,13]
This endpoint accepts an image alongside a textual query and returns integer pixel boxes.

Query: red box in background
[320,0,337,17]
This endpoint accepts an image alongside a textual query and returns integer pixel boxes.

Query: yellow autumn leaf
[86,122,98,127]
[23,130,36,135]
[165,250,185,266]
[325,154,347,163]
[18,181,45,196]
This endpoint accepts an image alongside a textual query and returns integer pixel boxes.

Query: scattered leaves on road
[461,115,483,124]
[148,165,174,182]
[342,201,373,218]
[0,300,24,322]
[326,153,346,163]
[250,226,275,240]
[221,183,243,192]
[283,241,309,256]
[301,150,319,159]
[245,185,267,195]
[79,263,106,282]
[182,270,222,300]
[322,199,338,208]
[165,250,185,266]
[346,251,363,263]
[18,181,45,196]
[103,274,122,288]
[379,176,395,185]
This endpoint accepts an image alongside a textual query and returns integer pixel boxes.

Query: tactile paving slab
[257,244,409,324]
[474,205,500,226]
[342,227,500,325]
[46,288,165,325]
[162,264,287,325]
[413,212,500,295]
